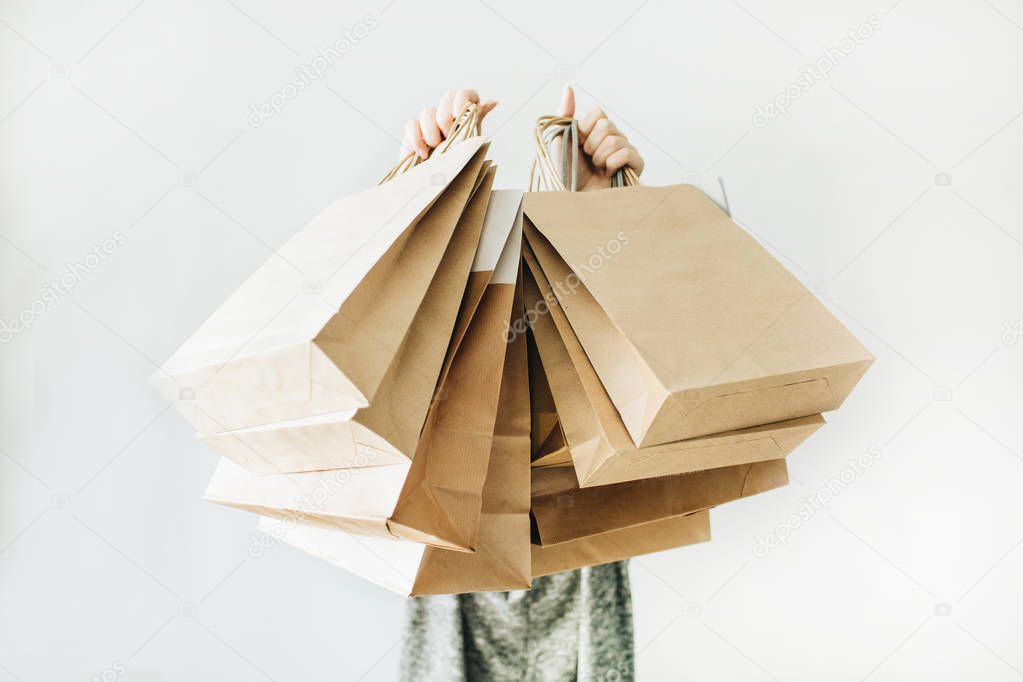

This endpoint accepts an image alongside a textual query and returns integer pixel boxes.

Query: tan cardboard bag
[154,136,489,442]
[206,194,525,552]
[250,277,531,595]
[532,509,711,578]
[198,164,500,474]
[522,184,873,447]
[388,193,523,550]
[401,273,531,593]
[522,246,824,486]
[529,333,570,468]
[531,458,788,546]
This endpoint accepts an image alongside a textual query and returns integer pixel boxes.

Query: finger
[592,135,626,170]
[403,119,429,158]
[452,89,480,120]
[557,84,575,118]
[583,117,618,156]
[419,107,442,148]
[435,91,454,136]
[479,100,498,120]
[605,146,644,176]
[577,107,607,144]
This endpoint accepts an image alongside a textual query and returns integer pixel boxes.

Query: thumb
[557,84,575,118]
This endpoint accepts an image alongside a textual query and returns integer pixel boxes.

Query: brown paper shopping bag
[528,329,569,467]
[403,274,531,594]
[522,245,823,486]
[522,166,873,448]
[207,193,526,553]
[531,458,788,546]
[532,510,711,578]
[198,163,499,474]
[388,192,523,550]
[154,115,489,439]
[245,277,531,595]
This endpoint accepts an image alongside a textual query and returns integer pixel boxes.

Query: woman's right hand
[554,85,644,191]
[400,89,498,160]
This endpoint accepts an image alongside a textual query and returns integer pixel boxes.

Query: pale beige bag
[199,163,499,474]
[528,325,567,467]
[206,196,526,554]
[154,106,490,445]
[522,117,873,448]
[523,245,823,486]
[388,195,523,550]
[396,272,531,593]
[247,274,531,595]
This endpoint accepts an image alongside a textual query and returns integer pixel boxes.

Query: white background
[2,0,1022,680]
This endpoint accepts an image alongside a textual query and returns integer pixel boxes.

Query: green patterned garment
[401,562,634,681]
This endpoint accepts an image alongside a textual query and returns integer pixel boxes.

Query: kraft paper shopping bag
[407,276,531,594]
[245,279,531,595]
[528,328,568,468]
[154,136,489,443]
[207,193,526,553]
[522,246,824,486]
[198,164,499,474]
[531,510,711,578]
[388,193,523,550]
[530,459,788,546]
[522,184,873,448]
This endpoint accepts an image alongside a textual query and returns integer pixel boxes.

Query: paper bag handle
[529,114,639,191]
[379,101,482,183]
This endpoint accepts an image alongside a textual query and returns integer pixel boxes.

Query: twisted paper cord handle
[379,101,482,184]
[529,114,639,192]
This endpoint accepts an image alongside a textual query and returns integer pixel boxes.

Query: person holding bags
[161,76,868,677]
[399,85,646,682]
[153,51,870,673]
